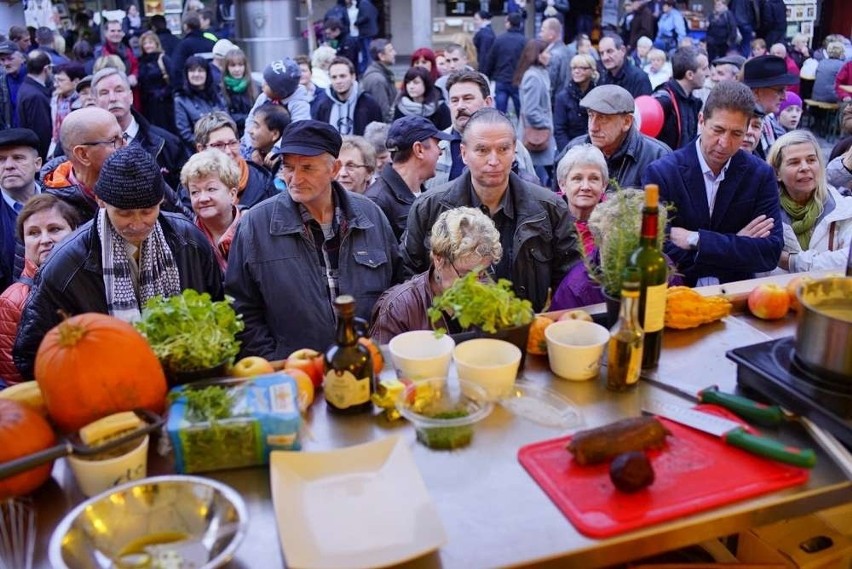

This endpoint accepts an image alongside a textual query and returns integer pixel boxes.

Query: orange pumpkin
[0,399,57,499]
[526,316,554,356]
[359,336,385,377]
[35,313,168,433]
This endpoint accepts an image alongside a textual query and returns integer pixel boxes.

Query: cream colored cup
[453,338,522,400]
[545,320,610,381]
[388,331,456,380]
[67,435,150,497]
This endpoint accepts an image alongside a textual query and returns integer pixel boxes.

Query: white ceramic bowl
[452,338,522,400]
[388,330,456,380]
[545,320,610,381]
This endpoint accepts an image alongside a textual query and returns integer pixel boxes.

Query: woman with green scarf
[221,48,258,136]
[767,130,852,273]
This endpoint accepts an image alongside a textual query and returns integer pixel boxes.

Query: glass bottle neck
[640,208,659,246]
[619,290,640,323]
[335,314,358,345]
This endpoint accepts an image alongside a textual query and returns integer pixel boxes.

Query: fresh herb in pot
[428,271,534,335]
[135,289,244,373]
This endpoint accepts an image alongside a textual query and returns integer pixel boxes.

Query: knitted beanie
[262,58,300,100]
[778,91,803,114]
[95,145,164,209]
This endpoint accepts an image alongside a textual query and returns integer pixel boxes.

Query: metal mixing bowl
[49,475,248,569]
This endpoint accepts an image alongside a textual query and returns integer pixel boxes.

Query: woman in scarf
[182,149,243,273]
[12,145,222,380]
[221,48,258,135]
[392,66,451,130]
[767,130,852,273]
[174,56,228,152]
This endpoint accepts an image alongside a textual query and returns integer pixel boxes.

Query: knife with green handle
[643,399,817,468]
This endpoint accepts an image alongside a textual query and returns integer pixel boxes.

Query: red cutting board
[518,406,809,538]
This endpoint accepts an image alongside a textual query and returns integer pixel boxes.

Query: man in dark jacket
[14,145,222,380]
[1,41,27,127]
[151,15,180,56]
[225,120,399,359]
[598,34,652,97]
[170,12,216,89]
[628,0,656,51]
[730,0,760,56]
[652,47,708,150]
[313,56,383,135]
[323,18,359,73]
[16,50,52,161]
[360,39,397,122]
[354,0,380,74]
[482,12,527,115]
[758,0,787,54]
[556,84,670,190]
[365,115,451,239]
[92,67,189,190]
[473,11,495,71]
[402,108,578,313]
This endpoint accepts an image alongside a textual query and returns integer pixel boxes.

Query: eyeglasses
[207,139,240,151]
[78,135,124,149]
[340,162,368,170]
[450,260,495,282]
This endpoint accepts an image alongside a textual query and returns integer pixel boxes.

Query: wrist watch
[687,231,699,250]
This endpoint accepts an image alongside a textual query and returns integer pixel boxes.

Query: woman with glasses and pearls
[369,207,501,344]
[174,55,227,152]
[554,53,598,151]
[335,135,376,193]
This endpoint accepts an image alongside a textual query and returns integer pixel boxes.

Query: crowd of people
[1,0,852,386]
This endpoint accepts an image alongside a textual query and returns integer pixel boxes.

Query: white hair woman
[767,130,852,273]
[369,207,502,344]
[556,143,609,255]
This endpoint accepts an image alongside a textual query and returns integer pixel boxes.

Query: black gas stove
[727,336,852,448]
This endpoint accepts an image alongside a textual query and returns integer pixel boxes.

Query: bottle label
[324,370,370,409]
[643,283,667,333]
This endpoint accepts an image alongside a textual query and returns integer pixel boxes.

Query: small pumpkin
[526,316,554,356]
[35,313,168,433]
[0,399,57,499]
[358,337,385,377]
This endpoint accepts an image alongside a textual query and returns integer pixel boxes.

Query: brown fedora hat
[742,55,800,88]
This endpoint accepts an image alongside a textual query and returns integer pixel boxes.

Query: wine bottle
[607,269,644,392]
[323,295,374,414]
[628,184,667,369]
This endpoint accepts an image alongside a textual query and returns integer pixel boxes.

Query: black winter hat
[95,145,164,209]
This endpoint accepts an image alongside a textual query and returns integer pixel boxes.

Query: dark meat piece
[610,451,655,492]
[566,416,670,465]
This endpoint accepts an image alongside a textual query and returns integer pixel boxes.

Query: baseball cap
[579,84,635,114]
[212,39,237,58]
[0,41,20,55]
[386,116,452,151]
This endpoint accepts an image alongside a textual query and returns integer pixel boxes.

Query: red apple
[747,283,791,320]
[785,276,812,314]
[285,348,325,388]
[232,356,275,378]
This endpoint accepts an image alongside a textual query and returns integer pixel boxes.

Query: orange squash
[359,336,385,377]
[0,399,57,499]
[34,313,168,433]
[526,316,554,356]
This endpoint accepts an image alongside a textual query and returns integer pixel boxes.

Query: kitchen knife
[643,399,817,468]
[641,379,784,427]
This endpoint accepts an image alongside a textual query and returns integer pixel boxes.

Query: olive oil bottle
[607,269,644,392]
[628,184,667,369]
[324,295,374,414]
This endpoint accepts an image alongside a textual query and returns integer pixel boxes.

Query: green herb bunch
[135,289,245,373]
[582,184,669,297]
[428,270,534,335]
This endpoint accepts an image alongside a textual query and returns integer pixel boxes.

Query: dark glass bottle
[607,269,644,392]
[323,295,374,414]
[628,184,668,369]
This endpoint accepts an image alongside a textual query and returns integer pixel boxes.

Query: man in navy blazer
[643,80,783,286]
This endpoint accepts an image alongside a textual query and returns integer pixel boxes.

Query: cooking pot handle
[0,441,73,480]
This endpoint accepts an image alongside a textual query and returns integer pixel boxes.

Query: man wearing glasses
[15,145,222,380]
[312,56,383,136]
[182,111,276,209]
[741,55,800,160]
[91,67,188,190]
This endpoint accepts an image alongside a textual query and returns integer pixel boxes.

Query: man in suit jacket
[642,80,783,286]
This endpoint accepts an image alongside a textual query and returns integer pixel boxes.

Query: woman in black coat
[705,0,739,61]
[392,66,451,130]
[137,31,175,131]
[554,54,597,152]
[174,56,228,152]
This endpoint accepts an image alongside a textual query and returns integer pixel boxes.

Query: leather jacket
[369,270,435,344]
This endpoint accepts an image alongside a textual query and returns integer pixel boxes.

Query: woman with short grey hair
[556,143,608,255]
[369,207,502,344]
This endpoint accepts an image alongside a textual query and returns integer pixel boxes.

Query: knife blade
[641,378,784,428]
[643,399,816,468]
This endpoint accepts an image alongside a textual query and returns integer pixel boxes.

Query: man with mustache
[426,70,535,190]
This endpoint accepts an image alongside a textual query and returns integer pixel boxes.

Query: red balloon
[634,95,665,137]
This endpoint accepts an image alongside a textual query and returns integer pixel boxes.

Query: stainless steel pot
[795,277,852,380]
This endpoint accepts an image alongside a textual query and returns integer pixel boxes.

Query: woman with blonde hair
[554,54,597,150]
[369,207,501,343]
[450,32,478,70]
[137,30,174,130]
[812,42,846,103]
[766,130,852,273]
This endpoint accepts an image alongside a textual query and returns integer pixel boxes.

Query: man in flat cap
[401,107,577,313]
[642,80,782,287]
[557,84,669,190]
[742,55,799,159]
[365,115,451,239]
[225,119,399,360]
[14,145,222,380]
[0,128,42,291]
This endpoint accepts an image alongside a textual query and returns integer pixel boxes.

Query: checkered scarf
[97,209,181,322]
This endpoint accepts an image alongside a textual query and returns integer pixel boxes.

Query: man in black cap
[365,115,451,239]
[402,107,578,313]
[14,144,222,380]
[642,80,782,286]
[0,128,42,291]
[0,40,27,127]
[557,84,669,190]
[225,119,399,359]
[742,54,799,159]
